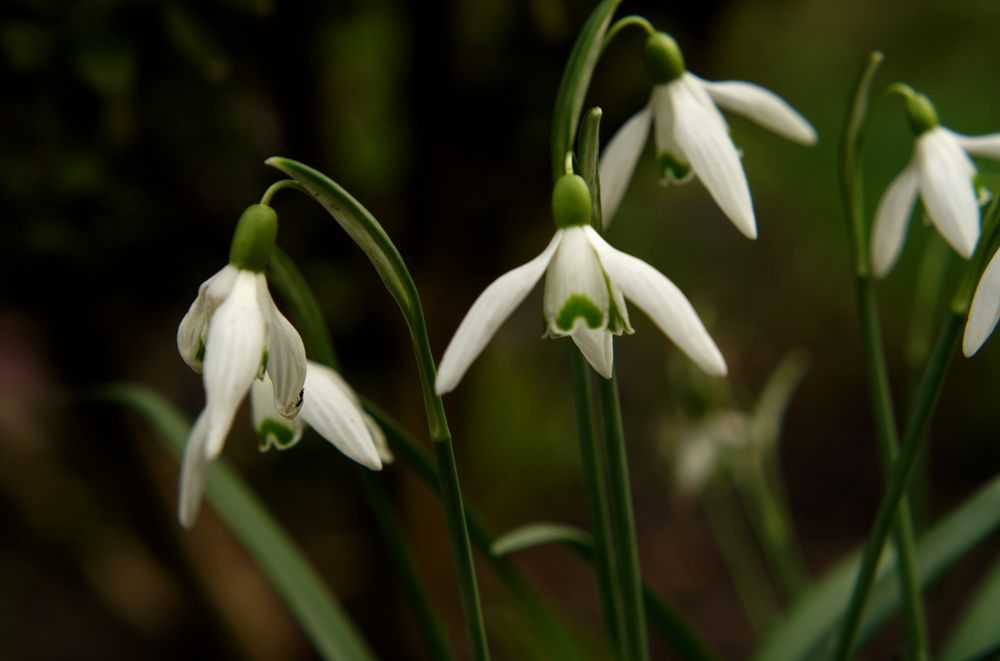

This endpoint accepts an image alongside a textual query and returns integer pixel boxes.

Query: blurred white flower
[963,247,1000,356]
[871,92,999,277]
[435,175,726,394]
[600,32,816,237]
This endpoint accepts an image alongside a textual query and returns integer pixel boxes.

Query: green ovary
[556,294,604,332]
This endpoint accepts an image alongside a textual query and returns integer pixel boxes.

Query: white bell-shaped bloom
[435,207,727,394]
[963,247,1000,357]
[600,32,816,237]
[871,126,1000,277]
[175,204,307,527]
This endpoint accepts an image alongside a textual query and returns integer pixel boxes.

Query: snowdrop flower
[179,360,389,527]
[600,31,816,237]
[871,90,999,277]
[672,411,749,495]
[435,174,726,394]
[176,204,307,527]
[963,247,1000,356]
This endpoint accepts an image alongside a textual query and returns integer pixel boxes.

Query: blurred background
[4,0,1000,658]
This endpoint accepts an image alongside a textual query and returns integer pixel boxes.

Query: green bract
[905,92,939,135]
[229,203,278,272]
[642,32,685,85]
[552,174,593,228]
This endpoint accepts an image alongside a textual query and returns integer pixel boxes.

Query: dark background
[4,0,1000,658]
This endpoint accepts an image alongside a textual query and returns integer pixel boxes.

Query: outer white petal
[871,165,920,278]
[964,247,1000,356]
[178,411,210,528]
[202,270,267,460]
[696,77,817,145]
[177,265,239,372]
[363,412,394,464]
[543,226,609,333]
[917,128,980,258]
[671,75,757,239]
[951,130,1000,160]
[600,104,652,227]
[587,227,727,377]
[300,363,382,470]
[571,325,614,378]
[435,233,562,394]
[259,281,307,419]
[250,374,305,451]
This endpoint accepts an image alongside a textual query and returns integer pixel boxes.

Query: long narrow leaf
[100,384,377,661]
[550,0,622,180]
[491,522,592,557]
[753,471,1000,661]
[941,553,1000,661]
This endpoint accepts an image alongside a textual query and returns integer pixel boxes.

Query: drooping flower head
[176,204,308,527]
[871,89,1000,277]
[435,174,726,394]
[599,31,817,238]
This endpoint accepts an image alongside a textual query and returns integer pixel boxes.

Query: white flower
[963,247,1000,357]
[435,176,726,394]
[179,360,388,528]
[599,32,816,237]
[671,411,750,495]
[871,126,1000,277]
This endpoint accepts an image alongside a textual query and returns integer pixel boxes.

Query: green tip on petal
[258,418,297,451]
[556,294,604,331]
[552,174,592,228]
[659,152,691,182]
[643,32,685,85]
[905,92,939,135]
[229,204,278,272]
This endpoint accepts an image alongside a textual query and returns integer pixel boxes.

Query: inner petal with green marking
[659,151,691,183]
[258,418,299,451]
[556,294,605,332]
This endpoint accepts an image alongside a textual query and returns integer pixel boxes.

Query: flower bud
[643,32,685,85]
[905,92,939,135]
[229,204,278,272]
[552,174,592,228]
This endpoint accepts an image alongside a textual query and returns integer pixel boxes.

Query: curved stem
[602,15,655,52]
[261,159,490,660]
[836,51,929,659]
[260,179,307,206]
[597,372,649,661]
[570,346,625,657]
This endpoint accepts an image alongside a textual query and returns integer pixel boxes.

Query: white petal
[917,129,980,258]
[697,77,817,145]
[250,374,305,451]
[202,270,267,460]
[671,75,757,239]
[871,165,920,278]
[951,130,1000,160]
[571,325,614,378]
[587,227,727,376]
[300,363,382,470]
[964,247,1000,356]
[435,233,562,394]
[260,282,307,419]
[178,411,210,528]
[543,226,609,334]
[652,85,694,185]
[362,412,394,464]
[599,104,652,227]
[177,265,238,372]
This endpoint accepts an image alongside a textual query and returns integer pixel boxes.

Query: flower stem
[602,15,655,52]
[836,51,928,660]
[596,371,649,661]
[569,346,625,657]
[833,310,960,661]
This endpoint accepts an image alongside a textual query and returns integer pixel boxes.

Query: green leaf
[99,384,377,661]
[941,553,1000,661]
[491,522,593,557]
[550,0,623,181]
[265,157,417,323]
[753,471,1000,661]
